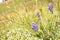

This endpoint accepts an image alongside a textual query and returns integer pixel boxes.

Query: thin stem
[36,0,38,11]
[58,0,59,10]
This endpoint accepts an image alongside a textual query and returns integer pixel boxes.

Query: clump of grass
[0,0,60,40]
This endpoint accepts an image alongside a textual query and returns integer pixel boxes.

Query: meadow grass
[0,0,60,40]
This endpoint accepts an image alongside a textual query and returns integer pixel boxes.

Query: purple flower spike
[36,11,41,20]
[36,11,40,17]
[31,22,38,31]
[48,3,54,13]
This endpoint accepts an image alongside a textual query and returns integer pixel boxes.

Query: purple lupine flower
[31,22,38,31]
[48,3,54,13]
[36,11,41,20]
[36,11,40,17]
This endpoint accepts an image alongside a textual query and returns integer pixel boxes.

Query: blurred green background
[0,0,60,40]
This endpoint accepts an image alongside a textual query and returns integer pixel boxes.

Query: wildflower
[36,11,41,20]
[36,11,40,17]
[48,3,54,13]
[31,22,38,31]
